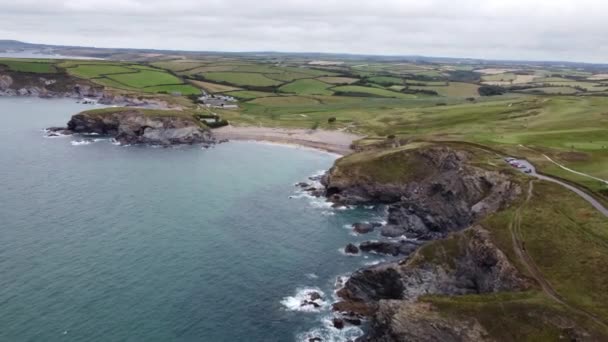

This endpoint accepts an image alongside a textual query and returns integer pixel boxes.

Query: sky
[0,0,606,63]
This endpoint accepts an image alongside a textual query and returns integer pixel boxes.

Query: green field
[67,64,135,78]
[482,72,517,82]
[107,70,184,88]
[366,76,404,86]
[278,79,333,95]
[0,60,57,73]
[410,82,480,97]
[332,85,415,99]
[202,72,282,87]
[317,76,359,84]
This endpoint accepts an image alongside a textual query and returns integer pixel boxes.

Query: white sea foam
[306,273,319,280]
[296,316,364,342]
[70,140,92,146]
[363,259,386,266]
[281,288,327,313]
[338,247,360,256]
[42,129,69,138]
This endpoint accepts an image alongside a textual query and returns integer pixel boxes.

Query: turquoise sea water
[0,98,384,341]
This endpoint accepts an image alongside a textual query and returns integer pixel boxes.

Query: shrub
[328,117,337,123]
[478,85,506,96]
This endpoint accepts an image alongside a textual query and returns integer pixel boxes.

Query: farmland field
[107,70,184,88]
[189,80,241,93]
[0,60,57,73]
[203,72,282,87]
[317,76,359,84]
[332,85,416,99]
[67,64,135,78]
[278,79,333,95]
[410,82,480,97]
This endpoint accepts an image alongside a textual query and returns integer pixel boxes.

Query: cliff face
[51,109,215,146]
[0,72,170,107]
[324,144,520,240]
[323,144,537,341]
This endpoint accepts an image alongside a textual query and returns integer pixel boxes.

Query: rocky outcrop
[324,145,521,241]
[362,301,491,342]
[337,226,531,341]
[323,144,533,340]
[0,72,172,107]
[49,109,215,146]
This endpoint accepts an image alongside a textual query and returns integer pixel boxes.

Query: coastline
[213,125,363,156]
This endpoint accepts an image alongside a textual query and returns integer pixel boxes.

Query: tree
[478,85,506,96]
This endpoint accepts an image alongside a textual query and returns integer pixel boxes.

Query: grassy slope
[419,179,608,339]
[278,79,334,95]
[339,143,608,338]
[0,60,57,73]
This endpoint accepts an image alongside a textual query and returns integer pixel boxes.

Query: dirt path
[510,181,608,328]
[541,153,608,185]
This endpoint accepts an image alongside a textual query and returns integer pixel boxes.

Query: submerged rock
[352,222,381,234]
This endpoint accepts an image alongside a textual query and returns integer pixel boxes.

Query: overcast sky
[0,0,606,63]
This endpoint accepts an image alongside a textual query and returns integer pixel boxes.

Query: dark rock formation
[323,145,531,340]
[352,222,381,234]
[344,243,360,255]
[0,71,174,107]
[332,318,345,330]
[359,240,422,256]
[323,146,520,241]
[50,109,215,146]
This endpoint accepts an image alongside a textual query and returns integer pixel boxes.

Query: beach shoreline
[213,125,363,156]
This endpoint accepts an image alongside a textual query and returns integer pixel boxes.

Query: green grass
[278,79,333,95]
[202,72,282,87]
[410,82,480,97]
[67,64,136,78]
[223,90,277,100]
[317,76,359,84]
[482,72,517,82]
[332,85,416,99]
[264,72,313,82]
[0,60,57,73]
[519,87,580,95]
[106,70,184,88]
[141,84,202,95]
[366,76,404,86]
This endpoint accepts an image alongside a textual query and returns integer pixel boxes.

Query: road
[508,158,608,218]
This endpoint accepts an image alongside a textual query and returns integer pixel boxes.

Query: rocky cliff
[322,144,539,341]
[323,144,520,240]
[0,71,171,107]
[48,108,215,146]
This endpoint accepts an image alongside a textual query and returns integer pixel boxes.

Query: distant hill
[1,39,607,68]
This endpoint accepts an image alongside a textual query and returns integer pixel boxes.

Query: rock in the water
[344,317,362,326]
[332,318,345,330]
[309,291,322,301]
[296,182,310,188]
[308,338,322,342]
[359,240,421,256]
[344,243,360,255]
[352,222,381,234]
[50,109,215,146]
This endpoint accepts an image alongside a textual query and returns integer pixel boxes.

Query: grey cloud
[0,0,606,63]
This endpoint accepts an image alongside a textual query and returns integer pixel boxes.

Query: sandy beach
[213,126,363,155]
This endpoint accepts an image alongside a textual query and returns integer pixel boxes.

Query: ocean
[0,98,385,341]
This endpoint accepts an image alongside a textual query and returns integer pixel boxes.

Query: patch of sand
[213,126,363,155]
